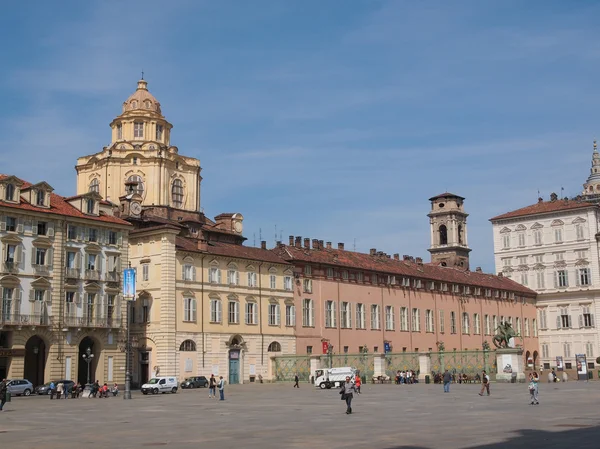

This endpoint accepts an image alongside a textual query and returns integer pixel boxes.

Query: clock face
[234,221,243,233]
[131,202,142,215]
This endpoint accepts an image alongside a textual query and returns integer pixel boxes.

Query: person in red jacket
[354,375,361,394]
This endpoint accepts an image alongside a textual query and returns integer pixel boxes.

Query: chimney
[403,255,410,261]
[370,248,377,256]
[197,239,208,251]
[295,236,302,248]
[338,242,344,250]
[312,239,319,250]
[326,242,332,249]
[538,197,543,203]
[393,254,400,260]
[498,272,503,277]
[416,257,423,265]
[304,238,310,249]
[386,254,391,259]
[550,192,558,202]
[261,240,267,250]
[409,256,415,262]
[319,240,324,250]
[289,235,294,246]
[475,266,482,272]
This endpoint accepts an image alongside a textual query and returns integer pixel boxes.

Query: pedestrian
[102,383,109,398]
[339,376,357,415]
[294,374,299,388]
[209,374,216,398]
[443,369,452,393]
[112,383,119,396]
[49,381,55,399]
[529,372,539,405]
[56,381,64,400]
[478,370,490,396]
[0,378,7,411]
[64,382,70,399]
[354,375,361,394]
[218,376,225,401]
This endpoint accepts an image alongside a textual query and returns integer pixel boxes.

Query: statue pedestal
[495,348,526,383]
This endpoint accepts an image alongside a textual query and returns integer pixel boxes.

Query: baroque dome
[122,80,162,115]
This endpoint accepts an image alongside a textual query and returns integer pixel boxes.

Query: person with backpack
[0,378,7,411]
[478,370,490,396]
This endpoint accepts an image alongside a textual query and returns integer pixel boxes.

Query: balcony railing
[63,313,121,328]
[65,267,80,279]
[0,313,51,326]
[32,264,50,276]
[85,269,101,281]
[105,271,120,282]
[1,261,18,274]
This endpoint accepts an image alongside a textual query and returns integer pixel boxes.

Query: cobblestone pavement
[1,381,599,449]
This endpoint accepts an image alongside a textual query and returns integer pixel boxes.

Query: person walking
[49,381,55,399]
[529,372,539,405]
[339,376,357,414]
[56,381,64,400]
[0,378,7,411]
[443,369,452,393]
[478,370,490,396]
[209,374,216,398]
[293,374,299,388]
[218,376,225,401]
[354,375,361,394]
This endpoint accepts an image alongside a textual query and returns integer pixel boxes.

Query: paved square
[1,381,599,449]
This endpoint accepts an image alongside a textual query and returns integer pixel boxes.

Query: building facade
[0,175,131,386]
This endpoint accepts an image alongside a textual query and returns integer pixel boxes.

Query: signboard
[211,364,219,376]
[0,348,25,357]
[322,341,329,354]
[502,354,513,374]
[384,342,391,353]
[576,354,587,380]
[249,364,256,376]
[556,356,564,371]
[123,268,136,300]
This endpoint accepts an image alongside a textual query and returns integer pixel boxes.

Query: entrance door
[140,352,150,386]
[229,350,240,384]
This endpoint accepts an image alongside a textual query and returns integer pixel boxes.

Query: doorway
[24,336,46,387]
[229,350,240,384]
[139,352,150,386]
[78,336,97,385]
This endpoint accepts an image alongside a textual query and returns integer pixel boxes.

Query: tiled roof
[0,175,131,226]
[272,245,535,296]
[176,237,290,265]
[429,192,465,201]
[490,199,596,221]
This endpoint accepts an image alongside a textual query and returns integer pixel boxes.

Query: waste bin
[510,373,517,383]
[5,391,11,402]
[425,375,430,384]
[588,371,593,380]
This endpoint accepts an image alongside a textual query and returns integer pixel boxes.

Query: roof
[272,245,536,296]
[490,199,596,221]
[176,237,290,265]
[429,192,465,201]
[0,175,131,226]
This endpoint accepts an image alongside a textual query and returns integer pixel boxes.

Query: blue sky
[1,0,599,273]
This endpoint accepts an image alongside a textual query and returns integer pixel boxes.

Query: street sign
[123,268,136,300]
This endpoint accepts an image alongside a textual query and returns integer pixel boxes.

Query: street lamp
[82,347,94,385]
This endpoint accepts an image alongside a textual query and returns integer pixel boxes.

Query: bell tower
[582,140,600,197]
[427,192,471,270]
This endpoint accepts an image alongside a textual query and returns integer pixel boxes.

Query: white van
[141,377,178,395]
[314,367,356,389]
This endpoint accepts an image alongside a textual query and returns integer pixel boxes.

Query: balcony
[0,313,51,326]
[105,271,120,282]
[65,267,80,279]
[85,269,101,281]
[64,313,121,328]
[32,264,50,276]
[1,261,18,274]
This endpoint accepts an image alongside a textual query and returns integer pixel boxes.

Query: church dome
[122,80,162,115]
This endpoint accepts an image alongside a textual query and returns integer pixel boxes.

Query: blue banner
[123,268,136,300]
[384,342,391,353]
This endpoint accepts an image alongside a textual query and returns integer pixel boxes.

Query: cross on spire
[141,70,144,80]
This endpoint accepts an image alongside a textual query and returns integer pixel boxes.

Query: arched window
[439,225,448,245]
[267,341,281,352]
[172,179,184,208]
[5,184,14,201]
[126,175,144,196]
[179,340,196,351]
[89,179,99,193]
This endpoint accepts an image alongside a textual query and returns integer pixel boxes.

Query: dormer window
[134,122,144,139]
[131,100,138,109]
[36,190,45,206]
[86,199,95,214]
[116,123,123,140]
[5,184,15,201]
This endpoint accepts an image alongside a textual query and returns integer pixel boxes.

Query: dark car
[180,376,208,389]
[35,380,76,395]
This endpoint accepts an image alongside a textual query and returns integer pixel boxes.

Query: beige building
[0,174,131,387]
[75,80,295,385]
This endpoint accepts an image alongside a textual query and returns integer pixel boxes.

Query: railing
[85,269,101,281]
[65,267,80,279]
[0,261,18,274]
[32,264,50,275]
[105,271,120,282]
[64,313,121,328]
[0,313,51,326]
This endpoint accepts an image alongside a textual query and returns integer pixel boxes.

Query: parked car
[141,377,178,395]
[35,380,75,395]
[6,379,34,396]
[180,376,208,389]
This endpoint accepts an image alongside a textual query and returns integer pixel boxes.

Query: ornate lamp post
[82,347,94,385]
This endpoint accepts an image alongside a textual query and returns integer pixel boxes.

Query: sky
[1,0,599,273]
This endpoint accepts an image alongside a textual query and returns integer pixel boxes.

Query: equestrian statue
[492,321,516,348]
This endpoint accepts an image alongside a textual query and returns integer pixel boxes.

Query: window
[559,307,571,328]
[524,318,530,336]
[227,268,239,285]
[35,248,46,266]
[89,179,99,193]
[371,304,380,330]
[536,271,545,289]
[156,124,164,141]
[586,342,594,358]
[303,279,312,293]
[270,274,276,289]
[107,294,115,322]
[474,313,481,334]
[576,224,584,240]
[306,346,312,354]
[399,307,409,331]
[539,309,547,329]
[356,303,365,329]
[518,256,527,265]
[517,233,526,247]
[554,228,563,243]
[183,298,197,322]
[108,231,117,245]
[245,302,258,324]
[268,303,280,326]
[228,300,239,324]
[484,314,491,335]
[85,293,95,322]
[34,289,44,302]
[116,123,122,139]
[462,312,470,334]
[210,298,222,323]
[36,221,47,236]
[582,305,594,328]
[371,274,378,285]
[515,317,521,336]
[450,311,456,334]
[126,175,144,196]
[67,225,77,240]
[342,270,349,280]
[184,264,196,281]
[325,300,336,328]
[326,268,334,278]
[385,306,395,330]
[247,271,257,287]
[534,230,542,245]
[555,252,564,261]
[357,272,364,282]
[439,309,445,333]
[520,273,528,286]
[283,276,293,291]
[439,225,448,245]
[88,228,98,242]
[304,265,312,276]
[534,254,544,263]
[341,302,351,328]
[502,258,511,267]
[36,190,45,206]
[563,342,571,358]
[576,250,587,260]
[425,309,434,333]
[66,251,76,269]
[5,183,14,201]
[171,179,184,208]
[411,308,420,332]
[86,254,97,271]
[267,342,281,352]
[541,343,549,358]
[86,199,95,214]
[285,304,295,326]
[502,234,511,249]
[180,340,196,351]
[208,266,220,284]
[556,270,568,288]
[6,217,16,232]
[579,268,591,286]
[1,288,13,320]
[142,264,149,281]
[134,122,144,138]
[302,299,314,326]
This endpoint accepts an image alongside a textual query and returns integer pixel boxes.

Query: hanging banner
[123,268,136,300]
[322,341,329,354]
[576,354,587,380]
[384,342,391,353]
[556,356,564,371]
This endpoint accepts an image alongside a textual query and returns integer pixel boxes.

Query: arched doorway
[78,336,98,385]
[24,336,46,387]
[228,335,244,385]
[525,350,531,370]
[533,350,539,368]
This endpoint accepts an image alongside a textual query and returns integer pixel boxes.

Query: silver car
[7,379,34,396]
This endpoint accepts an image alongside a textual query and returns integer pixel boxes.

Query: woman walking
[339,376,357,415]
[529,372,539,405]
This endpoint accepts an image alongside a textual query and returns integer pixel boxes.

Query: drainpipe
[56,219,67,379]
[337,279,341,352]
[201,255,205,368]
[259,263,264,366]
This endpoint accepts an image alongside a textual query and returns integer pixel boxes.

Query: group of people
[47,381,119,399]
[394,370,417,384]
[89,381,119,398]
[207,374,225,400]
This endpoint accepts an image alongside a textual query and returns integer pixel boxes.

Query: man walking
[49,381,55,399]
[0,378,7,411]
[479,370,490,396]
[293,374,299,388]
[209,374,216,398]
[443,369,452,393]
[339,376,357,414]
[218,376,225,401]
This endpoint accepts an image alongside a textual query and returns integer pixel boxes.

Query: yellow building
[75,80,295,385]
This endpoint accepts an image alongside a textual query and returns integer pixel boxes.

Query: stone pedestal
[373,354,386,378]
[495,348,526,383]
[418,353,431,382]
[310,356,322,380]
